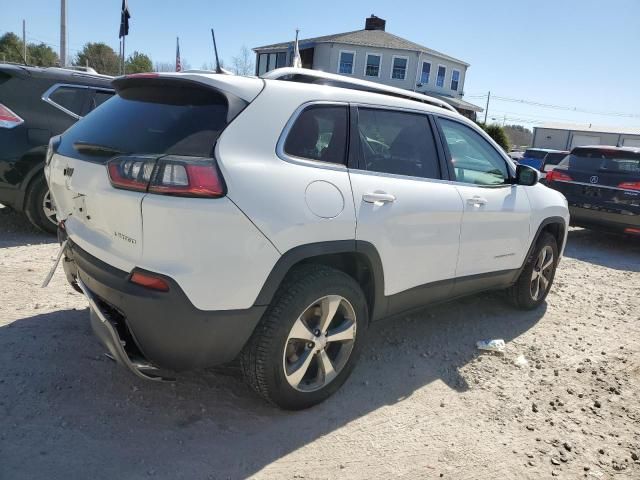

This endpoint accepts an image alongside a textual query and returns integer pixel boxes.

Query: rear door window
[356,108,441,179]
[47,85,90,117]
[57,83,230,162]
[90,89,115,110]
[543,152,568,166]
[283,104,348,165]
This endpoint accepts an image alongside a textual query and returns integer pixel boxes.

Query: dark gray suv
[0,64,114,232]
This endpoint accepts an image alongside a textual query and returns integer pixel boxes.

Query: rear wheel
[240,264,368,410]
[509,232,558,310]
[25,174,57,234]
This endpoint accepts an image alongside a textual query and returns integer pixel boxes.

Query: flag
[119,0,130,38]
[292,29,302,68]
[176,37,182,72]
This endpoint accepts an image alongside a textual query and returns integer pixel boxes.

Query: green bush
[477,123,511,152]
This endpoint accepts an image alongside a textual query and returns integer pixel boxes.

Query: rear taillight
[546,170,573,182]
[0,102,24,129]
[624,227,640,236]
[107,155,225,198]
[130,271,170,292]
[107,156,156,192]
[618,181,640,191]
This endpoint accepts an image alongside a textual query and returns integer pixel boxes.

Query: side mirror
[515,164,538,186]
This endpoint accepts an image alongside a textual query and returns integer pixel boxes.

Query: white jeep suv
[45,68,569,409]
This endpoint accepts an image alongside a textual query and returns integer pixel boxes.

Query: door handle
[466,196,488,207]
[363,192,396,205]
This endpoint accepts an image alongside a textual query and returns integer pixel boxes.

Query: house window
[365,53,381,77]
[258,54,268,75]
[420,61,431,84]
[436,65,446,87]
[451,69,460,91]
[276,52,287,69]
[338,51,355,74]
[257,51,287,75]
[391,56,408,80]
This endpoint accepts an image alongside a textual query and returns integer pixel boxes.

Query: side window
[439,118,509,185]
[283,105,348,165]
[47,85,89,117]
[357,108,441,179]
[92,90,114,109]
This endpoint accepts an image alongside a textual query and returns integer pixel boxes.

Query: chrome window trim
[41,83,90,120]
[551,179,640,193]
[276,101,349,172]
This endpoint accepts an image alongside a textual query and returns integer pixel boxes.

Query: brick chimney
[365,15,386,31]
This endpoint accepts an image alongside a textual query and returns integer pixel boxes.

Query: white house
[253,15,483,119]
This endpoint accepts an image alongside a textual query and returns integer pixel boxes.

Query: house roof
[254,29,469,66]
[538,122,640,136]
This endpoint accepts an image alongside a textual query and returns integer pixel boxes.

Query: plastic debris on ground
[513,354,528,367]
[476,339,506,354]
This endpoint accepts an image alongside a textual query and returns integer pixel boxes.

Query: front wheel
[241,265,368,410]
[508,232,558,310]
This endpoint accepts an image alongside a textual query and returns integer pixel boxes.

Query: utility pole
[60,0,67,66]
[22,20,27,64]
[483,91,490,124]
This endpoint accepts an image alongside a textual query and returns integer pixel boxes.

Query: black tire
[25,174,57,234]
[509,232,558,310]
[240,264,368,410]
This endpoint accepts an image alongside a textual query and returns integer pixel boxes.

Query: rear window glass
[559,148,640,174]
[49,86,88,116]
[58,84,229,161]
[283,105,348,165]
[523,149,548,159]
[543,152,567,166]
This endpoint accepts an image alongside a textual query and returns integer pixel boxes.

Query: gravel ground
[1,204,639,480]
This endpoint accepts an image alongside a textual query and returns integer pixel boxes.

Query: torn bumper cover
[62,238,265,377]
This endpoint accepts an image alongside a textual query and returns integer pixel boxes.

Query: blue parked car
[519,148,565,171]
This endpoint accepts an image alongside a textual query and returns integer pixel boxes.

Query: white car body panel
[349,172,463,295]
[454,184,532,277]
[524,183,571,257]
[140,195,280,310]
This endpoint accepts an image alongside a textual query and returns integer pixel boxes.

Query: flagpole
[122,35,126,74]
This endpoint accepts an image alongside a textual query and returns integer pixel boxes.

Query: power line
[468,92,640,119]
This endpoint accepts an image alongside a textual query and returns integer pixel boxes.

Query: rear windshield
[559,148,640,175]
[57,84,229,162]
[523,149,549,159]
[543,152,568,166]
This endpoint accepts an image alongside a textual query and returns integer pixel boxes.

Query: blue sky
[3,0,640,130]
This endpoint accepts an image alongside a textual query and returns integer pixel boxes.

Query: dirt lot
[1,205,639,480]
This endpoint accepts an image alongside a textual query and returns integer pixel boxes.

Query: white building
[532,122,640,150]
[253,15,483,119]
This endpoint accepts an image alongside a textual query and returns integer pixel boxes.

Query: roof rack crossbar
[262,67,457,113]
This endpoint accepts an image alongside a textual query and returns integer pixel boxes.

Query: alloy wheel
[530,245,554,301]
[42,190,57,226]
[283,295,357,392]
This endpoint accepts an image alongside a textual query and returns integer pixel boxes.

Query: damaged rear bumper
[62,237,265,378]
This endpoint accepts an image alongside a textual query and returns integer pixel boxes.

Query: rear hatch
[46,73,261,269]
[546,147,640,215]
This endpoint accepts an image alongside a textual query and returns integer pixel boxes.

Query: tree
[75,42,120,75]
[503,124,533,149]
[478,123,511,152]
[0,32,26,63]
[27,43,59,67]
[125,51,152,73]
[155,58,190,72]
[231,45,254,76]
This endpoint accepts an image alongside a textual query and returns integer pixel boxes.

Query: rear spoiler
[111,73,263,123]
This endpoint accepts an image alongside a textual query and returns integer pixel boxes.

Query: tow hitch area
[76,277,174,382]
